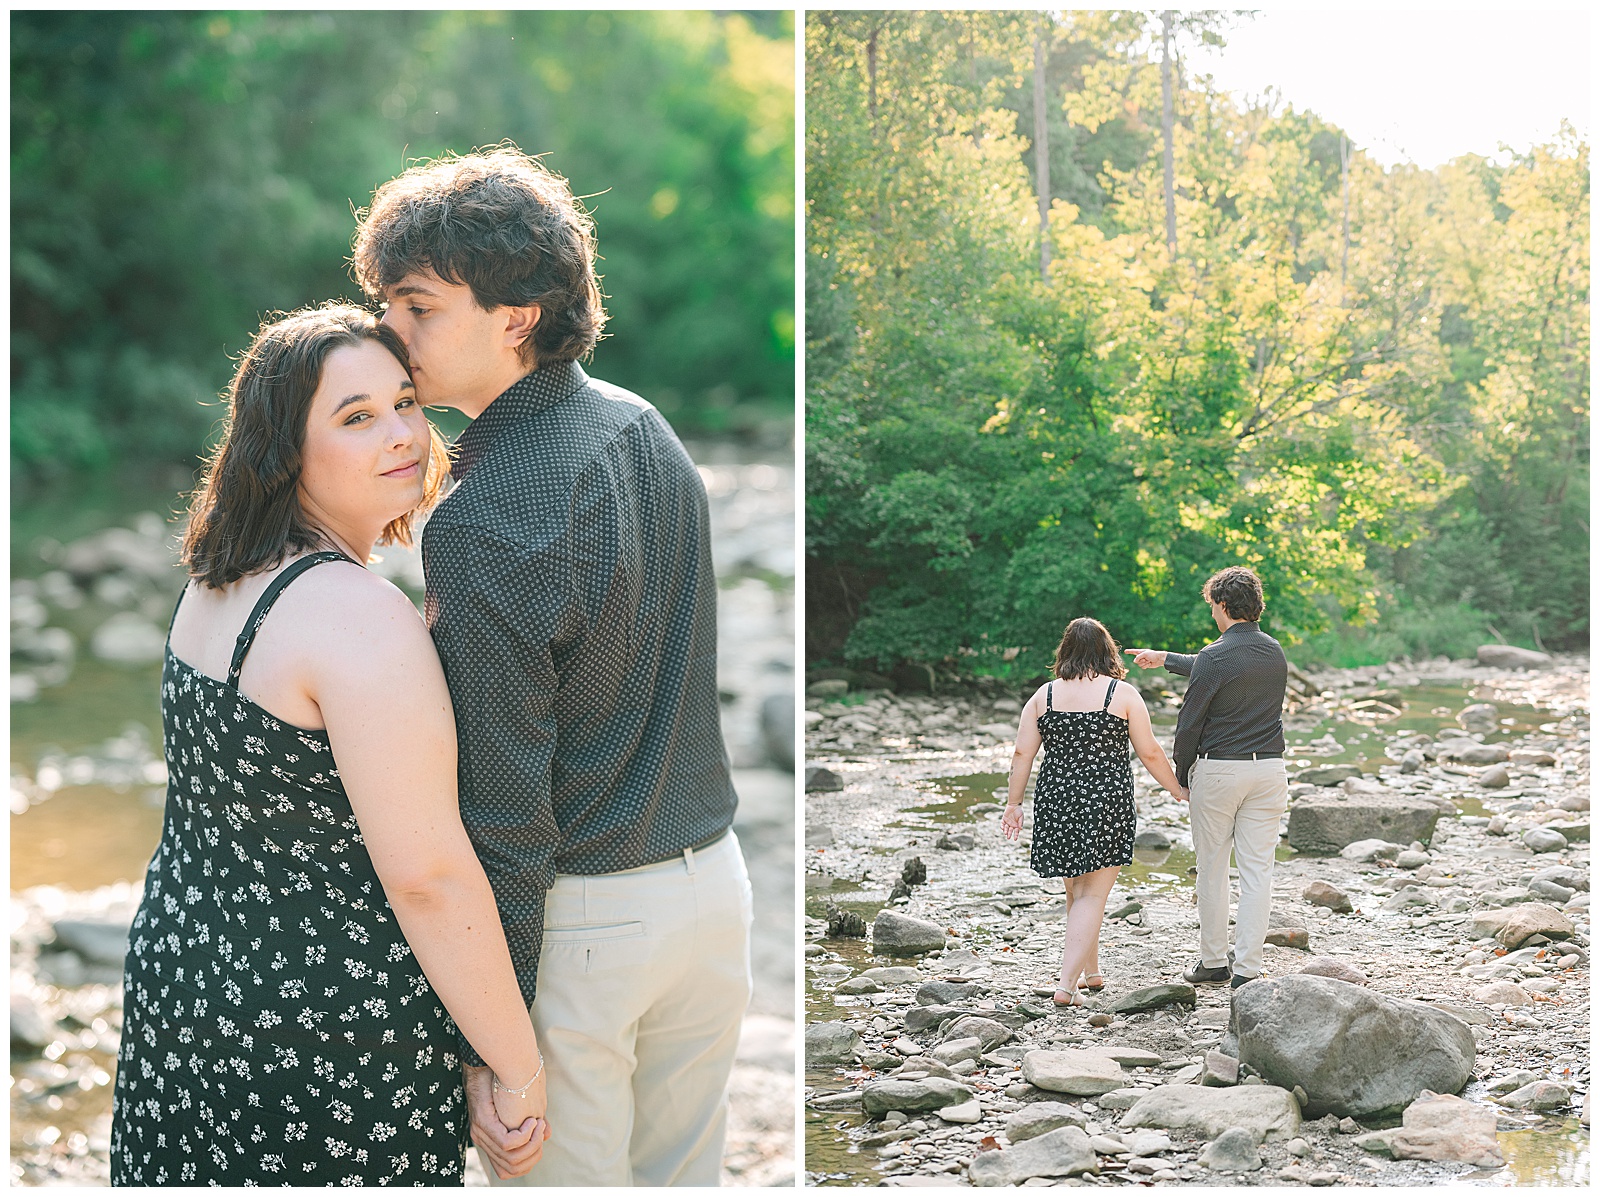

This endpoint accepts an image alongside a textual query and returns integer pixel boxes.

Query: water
[1490,1119,1590,1186]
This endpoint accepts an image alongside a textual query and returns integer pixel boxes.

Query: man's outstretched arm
[1125,647,1197,675]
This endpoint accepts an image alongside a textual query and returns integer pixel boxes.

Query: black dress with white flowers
[110,554,467,1186]
[1029,678,1137,879]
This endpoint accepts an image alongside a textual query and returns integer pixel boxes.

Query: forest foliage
[12,10,795,479]
[806,11,1588,674]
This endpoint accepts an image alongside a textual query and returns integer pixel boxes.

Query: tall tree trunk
[1340,133,1351,302]
[1161,10,1176,260]
[1034,17,1050,282]
[867,26,878,125]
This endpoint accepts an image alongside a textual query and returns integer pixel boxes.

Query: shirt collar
[1221,620,1260,636]
[449,361,590,481]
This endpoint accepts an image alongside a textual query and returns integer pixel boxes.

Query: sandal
[1080,973,1106,992]
[1052,988,1088,1008]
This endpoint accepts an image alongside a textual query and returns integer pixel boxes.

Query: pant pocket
[541,920,653,974]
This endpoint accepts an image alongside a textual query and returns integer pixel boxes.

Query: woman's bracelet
[492,1051,545,1098]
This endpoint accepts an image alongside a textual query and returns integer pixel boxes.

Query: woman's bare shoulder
[277,561,433,661]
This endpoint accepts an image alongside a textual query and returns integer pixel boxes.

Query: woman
[110,305,547,1185]
[1001,618,1185,1007]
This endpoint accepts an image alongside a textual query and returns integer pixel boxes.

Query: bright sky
[1185,7,1591,167]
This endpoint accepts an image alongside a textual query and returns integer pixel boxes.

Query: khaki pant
[1188,758,1288,979]
[482,831,753,1187]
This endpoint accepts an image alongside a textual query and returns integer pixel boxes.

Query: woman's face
[297,340,429,536]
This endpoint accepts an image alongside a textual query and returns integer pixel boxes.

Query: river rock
[1232,975,1475,1118]
[1478,765,1511,788]
[1476,644,1552,669]
[1134,828,1172,850]
[1125,1130,1174,1157]
[1438,740,1510,765]
[1199,1126,1263,1172]
[861,1075,974,1116]
[939,1099,983,1124]
[50,917,132,966]
[1298,765,1360,787]
[1457,703,1499,730]
[1532,864,1588,892]
[1355,1090,1502,1167]
[968,1125,1099,1186]
[905,1004,964,1031]
[805,1021,862,1067]
[1023,1048,1127,1096]
[1200,1050,1240,1087]
[932,1037,984,1066]
[1095,1088,1147,1111]
[1289,794,1440,853]
[1466,903,1575,948]
[9,994,55,1049]
[1302,881,1353,913]
[1395,849,1431,869]
[1107,983,1195,1013]
[1495,1081,1571,1111]
[917,980,981,1006]
[60,525,178,583]
[1401,749,1425,773]
[805,766,844,792]
[1005,1101,1088,1143]
[1547,820,1588,842]
[835,976,881,994]
[1120,1084,1301,1141]
[873,910,947,956]
[805,824,835,847]
[1265,910,1310,950]
[761,692,795,769]
[1522,827,1568,853]
[944,1015,1012,1051]
[1338,838,1404,862]
[1299,957,1368,986]
[90,612,166,665]
[1471,981,1530,1005]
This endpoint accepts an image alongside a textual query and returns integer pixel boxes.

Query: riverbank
[804,654,1589,1187]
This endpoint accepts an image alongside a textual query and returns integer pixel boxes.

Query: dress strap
[167,583,190,635]
[227,551,353,686]
[1103,678,1118,709]
[1046,681,1054,711]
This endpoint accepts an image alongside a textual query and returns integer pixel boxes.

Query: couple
[1001,568,1289,1004]
[108,147,753,1187]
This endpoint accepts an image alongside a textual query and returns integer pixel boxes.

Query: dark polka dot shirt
[422,362,738,1062]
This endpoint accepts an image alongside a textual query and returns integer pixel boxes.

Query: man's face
[378,270,538,417]
[1204,585,1228,632]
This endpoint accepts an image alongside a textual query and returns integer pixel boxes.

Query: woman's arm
[1118,683,1186,801]
[296,571,548,1158]
[1001,687,1046,840]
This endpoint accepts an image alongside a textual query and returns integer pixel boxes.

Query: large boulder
[805,766,844,793]
[872,910,947,956]
[1288,793,1441,853]
[1231,975,1475,1119]
[968,1126,1099,1186]
[943,1016,1012,1052]
[1465,903,1575,949]
[861,1075,973,1116]
[1022,1048,1127,1096]
[1106,983,1195,1014]
[1476,644,1553,670]
[1355,1090,1502,1167]
[1199,1126,1263,1172]
[917,980,982,1006]
[1119,1084,1301,1142]
[804,1022,861,1068]
[1302,881,1353,913]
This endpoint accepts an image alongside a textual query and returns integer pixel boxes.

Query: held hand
[1177,786,1189,803]
[1124,648,1167,670]
[491,1060,548,1133]
[1001,803,1024,841]
[464,1064,548,1179]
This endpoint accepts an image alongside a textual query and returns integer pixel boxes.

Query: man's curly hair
[1205,566,1266,622]
[351,144,606,366]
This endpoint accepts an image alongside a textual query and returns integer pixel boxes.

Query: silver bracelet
[492,1051,545,1098]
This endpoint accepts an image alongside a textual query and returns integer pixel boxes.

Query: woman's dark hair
[351,144,606,367]
[181,303,451,589]
[1052,617,1128,681]
[1205,566,1266,621]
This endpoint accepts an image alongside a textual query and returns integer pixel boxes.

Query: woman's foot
[1052,987,1088,1008]
[1080,973,1105,992]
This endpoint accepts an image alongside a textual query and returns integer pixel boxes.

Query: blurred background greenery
[12,9,795,489]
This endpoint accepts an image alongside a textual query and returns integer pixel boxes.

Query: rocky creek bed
[803,653,1589,1186]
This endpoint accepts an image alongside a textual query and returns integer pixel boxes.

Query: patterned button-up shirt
[1164,621,1289,787]
[422,362,737,1053]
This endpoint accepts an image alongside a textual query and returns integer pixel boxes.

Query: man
[1126,566,1288,990]
[352,147,751,1186]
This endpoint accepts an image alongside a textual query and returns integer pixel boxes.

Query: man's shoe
[1183,960,1232,985]
[1230,970,1260,989]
